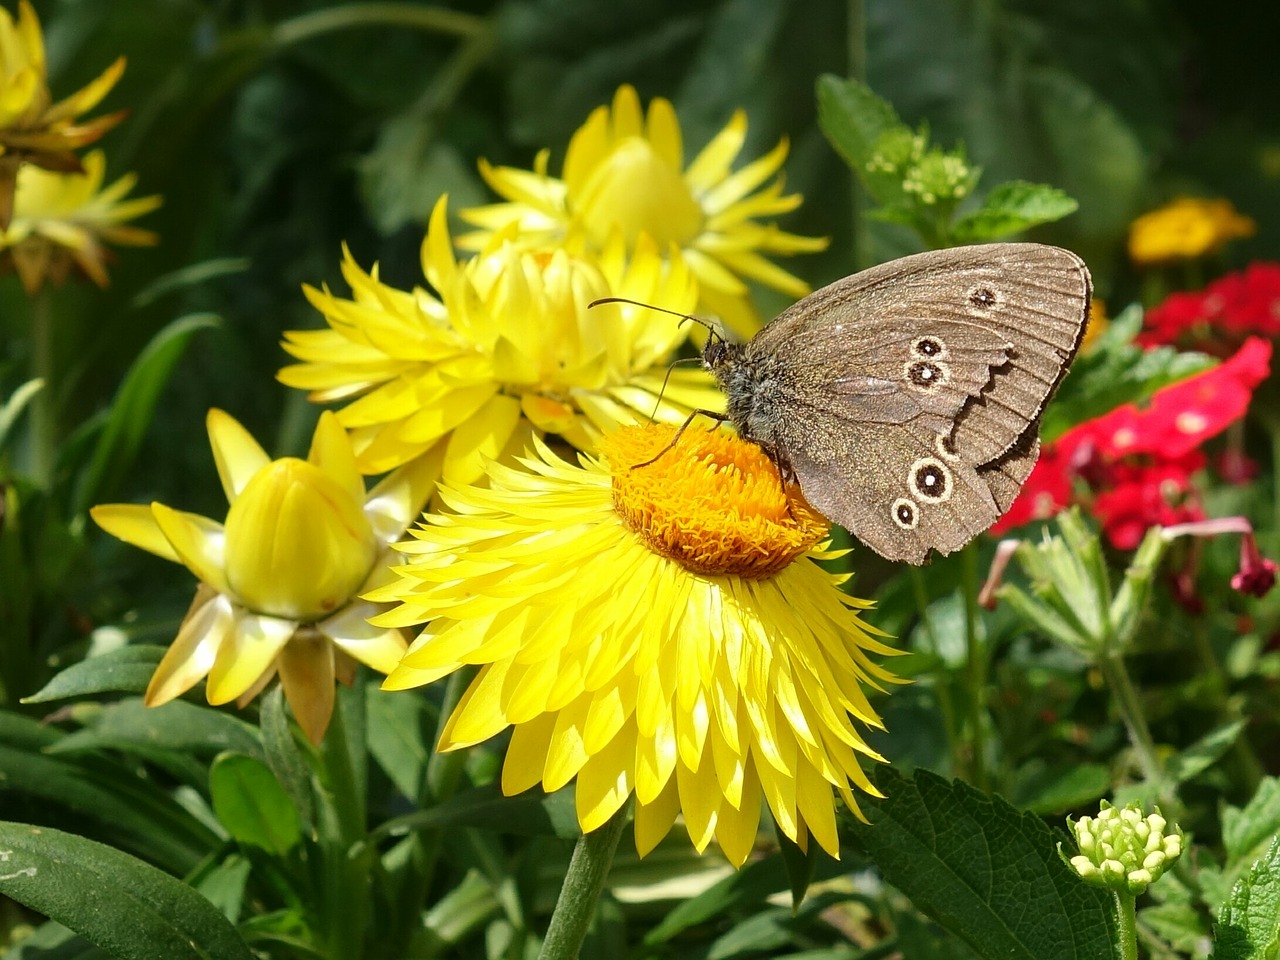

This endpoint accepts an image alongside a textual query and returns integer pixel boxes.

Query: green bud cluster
[1063,801,1184,895]
[902,150,974,206]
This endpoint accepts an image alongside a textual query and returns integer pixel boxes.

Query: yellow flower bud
[223,458,378,621]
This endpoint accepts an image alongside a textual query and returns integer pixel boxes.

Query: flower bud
[1061,801,1185,895]
[224,457,378,621]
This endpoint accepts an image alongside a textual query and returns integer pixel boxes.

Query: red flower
[1141,262,1280,353]
[993,337,1272,549]
[1233,533,1279,598]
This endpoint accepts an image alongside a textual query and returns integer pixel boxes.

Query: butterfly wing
[733,243,1089,563]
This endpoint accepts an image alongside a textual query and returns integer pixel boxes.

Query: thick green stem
[1112,889,1139,960]
[538,805,629,960]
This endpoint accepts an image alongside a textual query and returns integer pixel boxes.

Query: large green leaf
[840,767,1117,960]
[45,697,261,759]
[0,821,254,960]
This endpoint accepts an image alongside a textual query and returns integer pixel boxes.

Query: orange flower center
[601,422,828,578]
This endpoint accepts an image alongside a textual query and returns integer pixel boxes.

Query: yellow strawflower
[0,149,160,293]
[91,410,436,743]
[279,196,723,478]
[459,84,827,335]
[374,423,899,867]
[0,0,126,225]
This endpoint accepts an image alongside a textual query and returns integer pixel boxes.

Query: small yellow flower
[0,1,127,226]
[279,196,724,477]
[0,148,161,293]
[373,423,899,867]
[91,410,436,743]
[459,85,827,336]
[1128,197,1256,266]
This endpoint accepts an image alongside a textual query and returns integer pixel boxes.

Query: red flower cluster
[1140,262,1280,354]
[993,337,1272,550]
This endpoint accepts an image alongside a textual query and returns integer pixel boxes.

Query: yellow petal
[150,502,231,595]
[145,588,234,705]
[207,408,269,504]
[206,613,294,704]
[90,503,180,563]
[278,629,336,745]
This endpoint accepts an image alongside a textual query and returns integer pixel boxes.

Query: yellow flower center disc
[601,422,829,578]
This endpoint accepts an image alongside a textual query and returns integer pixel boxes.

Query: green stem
[271,2,487,48]
[538,805,629,960]
[28,289,54,485]
[1112,889,1139,960]
[1097,653,1172,808]
[961,545,987,790]
[909,567,961,773]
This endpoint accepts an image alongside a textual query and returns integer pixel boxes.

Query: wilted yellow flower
[374,423,899,867]
[459,84,827,336]
[0,148,160,293]
[0,0,126,226]
[1128,197,1256,266]
[279,196,724,477]
[91,410,436,743]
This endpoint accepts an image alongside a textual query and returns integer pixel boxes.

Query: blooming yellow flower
[373,423,899,867]
[279,196,724,478]
[1128,197,1256,266]
[0,148,160,293]
[459,85,827,336]
[90,410,436,743]
[0,0,126,226]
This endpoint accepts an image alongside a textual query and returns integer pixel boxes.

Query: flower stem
[961,545,988,790]
[1112,889,1139,960]
[539,805,629,960]
[1097,652,1171,807]
[271,2,487,48]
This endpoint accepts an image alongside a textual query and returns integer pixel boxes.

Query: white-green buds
[1062,801,1184,895]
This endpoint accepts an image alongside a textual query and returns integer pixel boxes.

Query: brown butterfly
[700,242,1091,564]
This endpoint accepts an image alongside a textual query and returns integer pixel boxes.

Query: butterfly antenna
[588,296,723,344]
[647,357,702,421]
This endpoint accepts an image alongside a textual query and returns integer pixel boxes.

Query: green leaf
[642,855,789,947]
[0,731,219,874]
[0,378,44,454]
[1214,836,1280,959]
[1166,720,1247,785]
[0,821,254,960]
[373,783,581,843]
[815,74,903,176]
[1010,761,1111,814]
[774,818,817,909]
[1042,305,1214,442]
[259,684,314,831]
[70,313,220,515]
[1226,779,1280,867]
[367,684,435,802]
[22,646,167,703]
[46,697,261,760]
[840,767,1117,960]
[950,181,1078,243]
[209,752,303,854]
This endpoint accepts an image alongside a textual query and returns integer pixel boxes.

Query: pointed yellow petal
[278,630,336,744]
[145,589,234,705]
[91,503,181,563]
[205,613,294,704]
[207,408,269,503]
[149,503,230,594]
